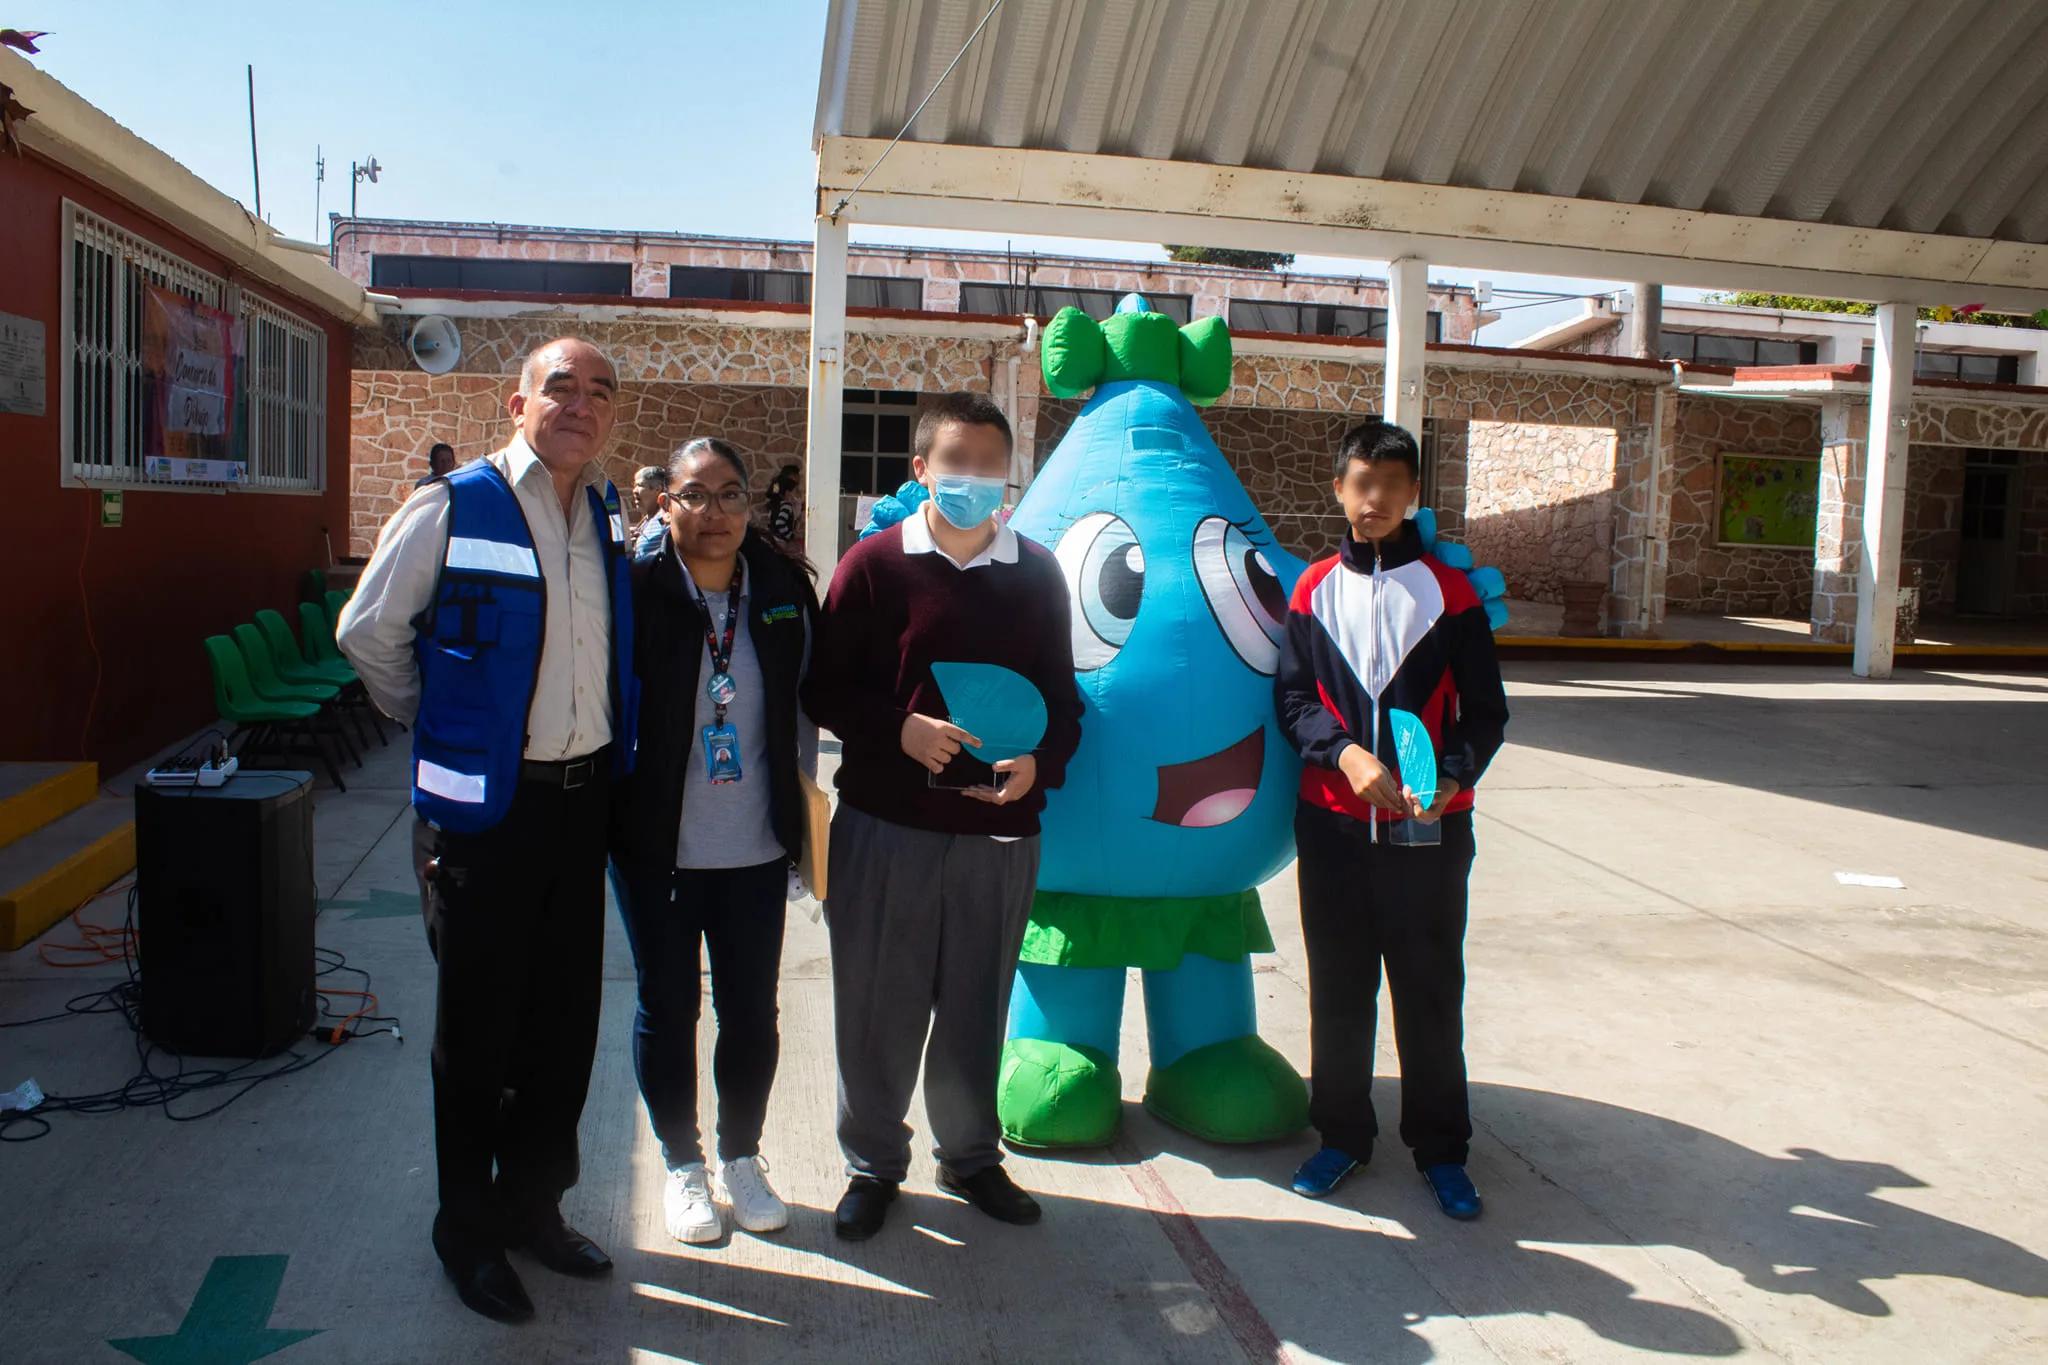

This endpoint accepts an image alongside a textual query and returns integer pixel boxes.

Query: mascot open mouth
[1150,729,1265,828]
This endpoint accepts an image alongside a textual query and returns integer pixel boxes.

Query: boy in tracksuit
[1275,418,1509,1219]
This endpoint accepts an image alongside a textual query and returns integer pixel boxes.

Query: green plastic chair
[259,608,388,749]
[325,589,350,632]
[235,623,364,772]
[232,624,338,706]
[205,635,322,725]
[300,601,345,664]
[204,635,344,790]
[256,609,354,688]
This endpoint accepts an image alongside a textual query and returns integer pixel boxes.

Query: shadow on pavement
[1503,666,2048,850]
[1107,1083,2048,1361]
[609,1082,2048,1362]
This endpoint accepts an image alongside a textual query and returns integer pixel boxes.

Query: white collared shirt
[900,501,1020,570]
[338,434,616,761]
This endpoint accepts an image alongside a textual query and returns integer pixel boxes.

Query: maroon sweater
[802,521,1084,837]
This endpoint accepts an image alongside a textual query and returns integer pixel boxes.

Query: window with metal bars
[241,294,326,491]
[62,202,326,492]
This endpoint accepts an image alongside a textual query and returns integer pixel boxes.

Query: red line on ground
[1120,1152,1295,1365]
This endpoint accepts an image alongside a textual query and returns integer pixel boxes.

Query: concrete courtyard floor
[4,661,2047,1364]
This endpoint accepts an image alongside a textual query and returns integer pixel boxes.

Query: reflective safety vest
[410,458,638,833]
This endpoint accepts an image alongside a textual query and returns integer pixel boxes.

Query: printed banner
[142,285,244,481]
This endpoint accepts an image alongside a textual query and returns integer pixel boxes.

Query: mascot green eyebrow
[996,295,1311,1147]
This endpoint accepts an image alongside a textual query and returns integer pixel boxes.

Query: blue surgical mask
[928,473,1007,530]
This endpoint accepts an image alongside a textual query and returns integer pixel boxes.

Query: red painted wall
[0,151,356,773]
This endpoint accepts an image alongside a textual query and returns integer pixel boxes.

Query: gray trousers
[826,804,1040,1182]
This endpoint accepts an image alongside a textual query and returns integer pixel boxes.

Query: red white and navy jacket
[1276,521,1509,825]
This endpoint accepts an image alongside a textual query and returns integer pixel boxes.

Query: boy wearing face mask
[802,392,1084,1241]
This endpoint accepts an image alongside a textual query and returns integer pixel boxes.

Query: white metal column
[805,214,849,585]
[1854,302,1916,678]
[1628,282,1662,359]
[1384,257,1428,441]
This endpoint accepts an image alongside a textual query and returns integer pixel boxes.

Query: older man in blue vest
[338,336,638,1324]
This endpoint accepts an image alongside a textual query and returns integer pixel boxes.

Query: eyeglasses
[671,488,749,514]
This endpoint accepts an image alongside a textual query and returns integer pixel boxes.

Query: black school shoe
[937,1164,1042,1225]
[835,1176,899,1240]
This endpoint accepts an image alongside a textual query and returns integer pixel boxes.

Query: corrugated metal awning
[814,0,2048,308]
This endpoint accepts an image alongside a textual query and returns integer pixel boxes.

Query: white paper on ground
[1834,872,1907,889]
[1,1078,44,1112]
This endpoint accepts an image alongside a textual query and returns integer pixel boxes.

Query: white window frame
[60,200,326,494]
[240,291,328,493]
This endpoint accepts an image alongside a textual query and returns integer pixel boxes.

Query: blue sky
[24,0,1681,343]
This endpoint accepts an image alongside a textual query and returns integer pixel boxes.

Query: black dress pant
[416,765,610,1264]
[613,858,789,1169]
[1295,800,1475,1171]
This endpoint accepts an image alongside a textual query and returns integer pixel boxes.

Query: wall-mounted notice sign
[0,311,46,417]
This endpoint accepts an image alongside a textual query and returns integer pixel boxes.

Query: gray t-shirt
[674,561,815,869]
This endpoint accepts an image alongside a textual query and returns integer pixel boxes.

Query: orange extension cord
[37,880,136,967]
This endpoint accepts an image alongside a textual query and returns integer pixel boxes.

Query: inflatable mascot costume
[995,295,1311,1148]
[859,296,1509,1150]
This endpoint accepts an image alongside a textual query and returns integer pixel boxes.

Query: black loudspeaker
[135,770,317,1057]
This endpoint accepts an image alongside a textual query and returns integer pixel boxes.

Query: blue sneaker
[1290,1146,1361,1199]
[1422,1163,1482,1220]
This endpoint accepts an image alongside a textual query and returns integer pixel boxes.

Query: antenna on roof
[246,65,263,221]
[314,146,325,242]
[351,156,382,218]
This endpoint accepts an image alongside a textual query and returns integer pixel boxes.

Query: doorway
[837,388,919,555]
[1957,449,2021,615]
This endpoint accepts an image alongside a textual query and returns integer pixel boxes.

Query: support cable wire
[828,0,1007,223]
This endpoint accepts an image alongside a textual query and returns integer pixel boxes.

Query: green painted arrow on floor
[319,888,420,920]
[108,1255,322,1365]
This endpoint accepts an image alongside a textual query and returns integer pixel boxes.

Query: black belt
[522,748,608,790]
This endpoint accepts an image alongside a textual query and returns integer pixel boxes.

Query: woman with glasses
[610,436,819,1245]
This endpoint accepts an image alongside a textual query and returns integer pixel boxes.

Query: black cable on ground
[0,891,401,1143]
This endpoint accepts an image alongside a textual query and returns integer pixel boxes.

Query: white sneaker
[717,1155,789,1233]
[665,1163,722,1244]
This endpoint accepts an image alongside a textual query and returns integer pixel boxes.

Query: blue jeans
[614,858,788,1168]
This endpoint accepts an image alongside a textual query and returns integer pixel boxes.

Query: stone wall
[1463,422,1616,604]
[347,377,810,552]
[352,313,1002,392]
[1811,398,1871,643]
[1904,445,1964,616]
[1665,396,1821,617]
[348,313,1020,554]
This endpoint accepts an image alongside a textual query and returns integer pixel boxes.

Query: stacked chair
[202,582,392,792]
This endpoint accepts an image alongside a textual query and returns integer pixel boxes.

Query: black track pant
[1294,800,1475,1171]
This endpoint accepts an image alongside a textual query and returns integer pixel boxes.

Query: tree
[1165,245,1295,271]
[1713,292,2048,329]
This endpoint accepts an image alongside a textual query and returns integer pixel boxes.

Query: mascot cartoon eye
[1055,511,1145,671]
[1193,516,1287,674]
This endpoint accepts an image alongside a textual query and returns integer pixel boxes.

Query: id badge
[702,723,743,784]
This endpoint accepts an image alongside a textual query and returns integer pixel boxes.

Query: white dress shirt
[899,501,1020,569]
[337,434,615,761]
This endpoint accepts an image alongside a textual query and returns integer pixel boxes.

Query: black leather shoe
[511,1211,614,1277]
[442,1254,535,1323]
[834,1176,898,1241]
[937,1164,1041,1225]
